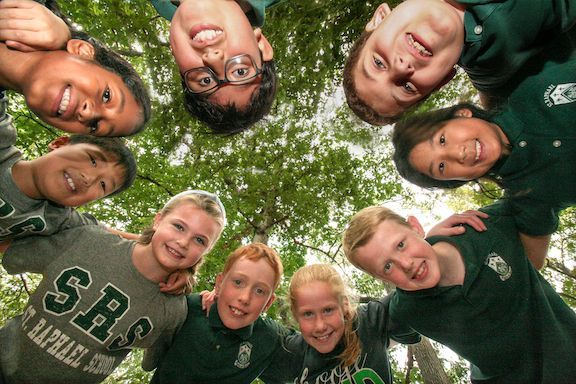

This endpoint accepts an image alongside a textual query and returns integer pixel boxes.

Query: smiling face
[26,141,125,207]
[215,256,276,330]
[409,111,508,181]
[169,0,273,110]
[293,280,346,354]
[354,0,464,117]
[354,219,442,291]
[20,41,143,137]
[150,203,221,276]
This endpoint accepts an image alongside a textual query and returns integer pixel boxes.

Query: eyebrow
[107,86,127,136]
[426,137,436,178]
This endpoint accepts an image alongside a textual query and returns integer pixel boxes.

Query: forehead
[294,281,338,306]
[227,257,276,284]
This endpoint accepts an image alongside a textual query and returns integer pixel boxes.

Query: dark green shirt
[146,294,288,384]
[390,204,576,383]
[148,0,284,25]
[458,0,576,93]
[488,46,576,236]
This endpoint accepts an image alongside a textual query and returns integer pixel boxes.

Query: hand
[199,289,216,316]
[427,210,488,237]
[159,269,190,295]
[0,0,71,52]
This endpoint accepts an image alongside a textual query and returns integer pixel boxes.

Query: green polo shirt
[487,45,576,236]
[148,0,284,25]
[458,0,576,93]
[146,294,288,384]
[390,204,576,383]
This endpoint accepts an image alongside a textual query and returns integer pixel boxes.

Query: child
[0,1,151,136]
[144,242,289,384]
[2,0,280,134]
[343,0,576,125]
[0,189,226,383]
[343,204,576,383]
[263,263,420,384]
[391,45,576,269]
[0,88,137,241]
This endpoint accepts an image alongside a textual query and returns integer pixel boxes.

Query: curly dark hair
[183,60,277,135]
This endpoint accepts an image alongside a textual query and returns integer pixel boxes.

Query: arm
[0,240,11,254]
[426,210,488,238]
[106,227,141,241]
[0,0,70,52]
[518,232,550,270]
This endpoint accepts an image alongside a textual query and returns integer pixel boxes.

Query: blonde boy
[343,204,576,383]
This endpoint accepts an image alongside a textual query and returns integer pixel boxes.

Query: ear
[214,273,224,296]
[65,39,95,60]
[47,136,71,152]
[254,28,273,61]
[454,107,473,118]
[152,212,163,230]
[407,216,425,238]
[434,67,457,91]
[366,3,392,32]
[262,293,276,313]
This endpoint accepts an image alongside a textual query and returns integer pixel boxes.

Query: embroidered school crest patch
[234,341,252,369]
[544,83,576,106]
[485,252,512,281]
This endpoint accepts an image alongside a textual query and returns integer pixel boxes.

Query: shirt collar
[208,299,255,340]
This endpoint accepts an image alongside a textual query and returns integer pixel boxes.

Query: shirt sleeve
[483,199,559,236]
[148,0,176,21]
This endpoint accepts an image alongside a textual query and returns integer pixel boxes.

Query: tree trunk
[410,337,452,384]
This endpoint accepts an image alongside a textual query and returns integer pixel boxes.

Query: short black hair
[69,135,137,196]
[182,60,277,135]
[392,102,496,189]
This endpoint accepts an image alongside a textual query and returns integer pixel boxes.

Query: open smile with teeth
[315,332,332,342]
[407,33,432,57]
[229,306,246,316]
[58,86,71,116]
[64,172,76,192]
[166,246,184,259]
[474,139,481,162]
[413,262,426,280]
[193,29,223,42]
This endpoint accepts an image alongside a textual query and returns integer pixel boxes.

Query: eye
[233,279,243,287]
[439,134,445,145]
[89,155,97,167]
[384,261,393,274]
[323,307,334,315]
[302,311,313,319]
[198,76,214,87]
[373,56,386,69]
[173,223,184,231]
[102,87,111,103]
[231,67,250,79]
[403,81,416,94]
[439,162,445,174]
[195,236,206,246]
[88,120,99,135]
[100,180,106,192]
[255,287,267,296]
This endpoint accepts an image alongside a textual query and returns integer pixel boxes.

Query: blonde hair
[222,243,284,291]
[289,264,360,367]
[342,206,408,270]
[139,191,226,292]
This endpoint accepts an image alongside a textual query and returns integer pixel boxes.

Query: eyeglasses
[182,54,263,95]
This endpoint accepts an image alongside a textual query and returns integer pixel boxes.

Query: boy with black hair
[0,90,137,241]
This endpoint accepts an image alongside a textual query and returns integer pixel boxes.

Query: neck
[433,242,465,286]
[132,243,171,284]
[443,0,466,21]
[0,44,44,92]
[11,161,43,200]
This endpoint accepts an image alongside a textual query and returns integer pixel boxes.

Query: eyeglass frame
[181,53,263,96]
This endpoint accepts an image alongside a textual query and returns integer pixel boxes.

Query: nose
[237,288,250,305]
[313,316,327,333]
[77,98,96,123]
[397,256,414,273]
[446,144,466,163]
[176,236,191,250]
[390,55,414,79]
[202,48,225,67]
[80,171,96,186]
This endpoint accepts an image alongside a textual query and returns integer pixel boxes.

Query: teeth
[58,87,71,116]
[167,246,182,258]
[316,334,330,341]
[64,172,76,191]
[193,29,222,42]
[408,34,432,56]
[414,263,425,279]
[230,306,245,316]
[475,140,481,161]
